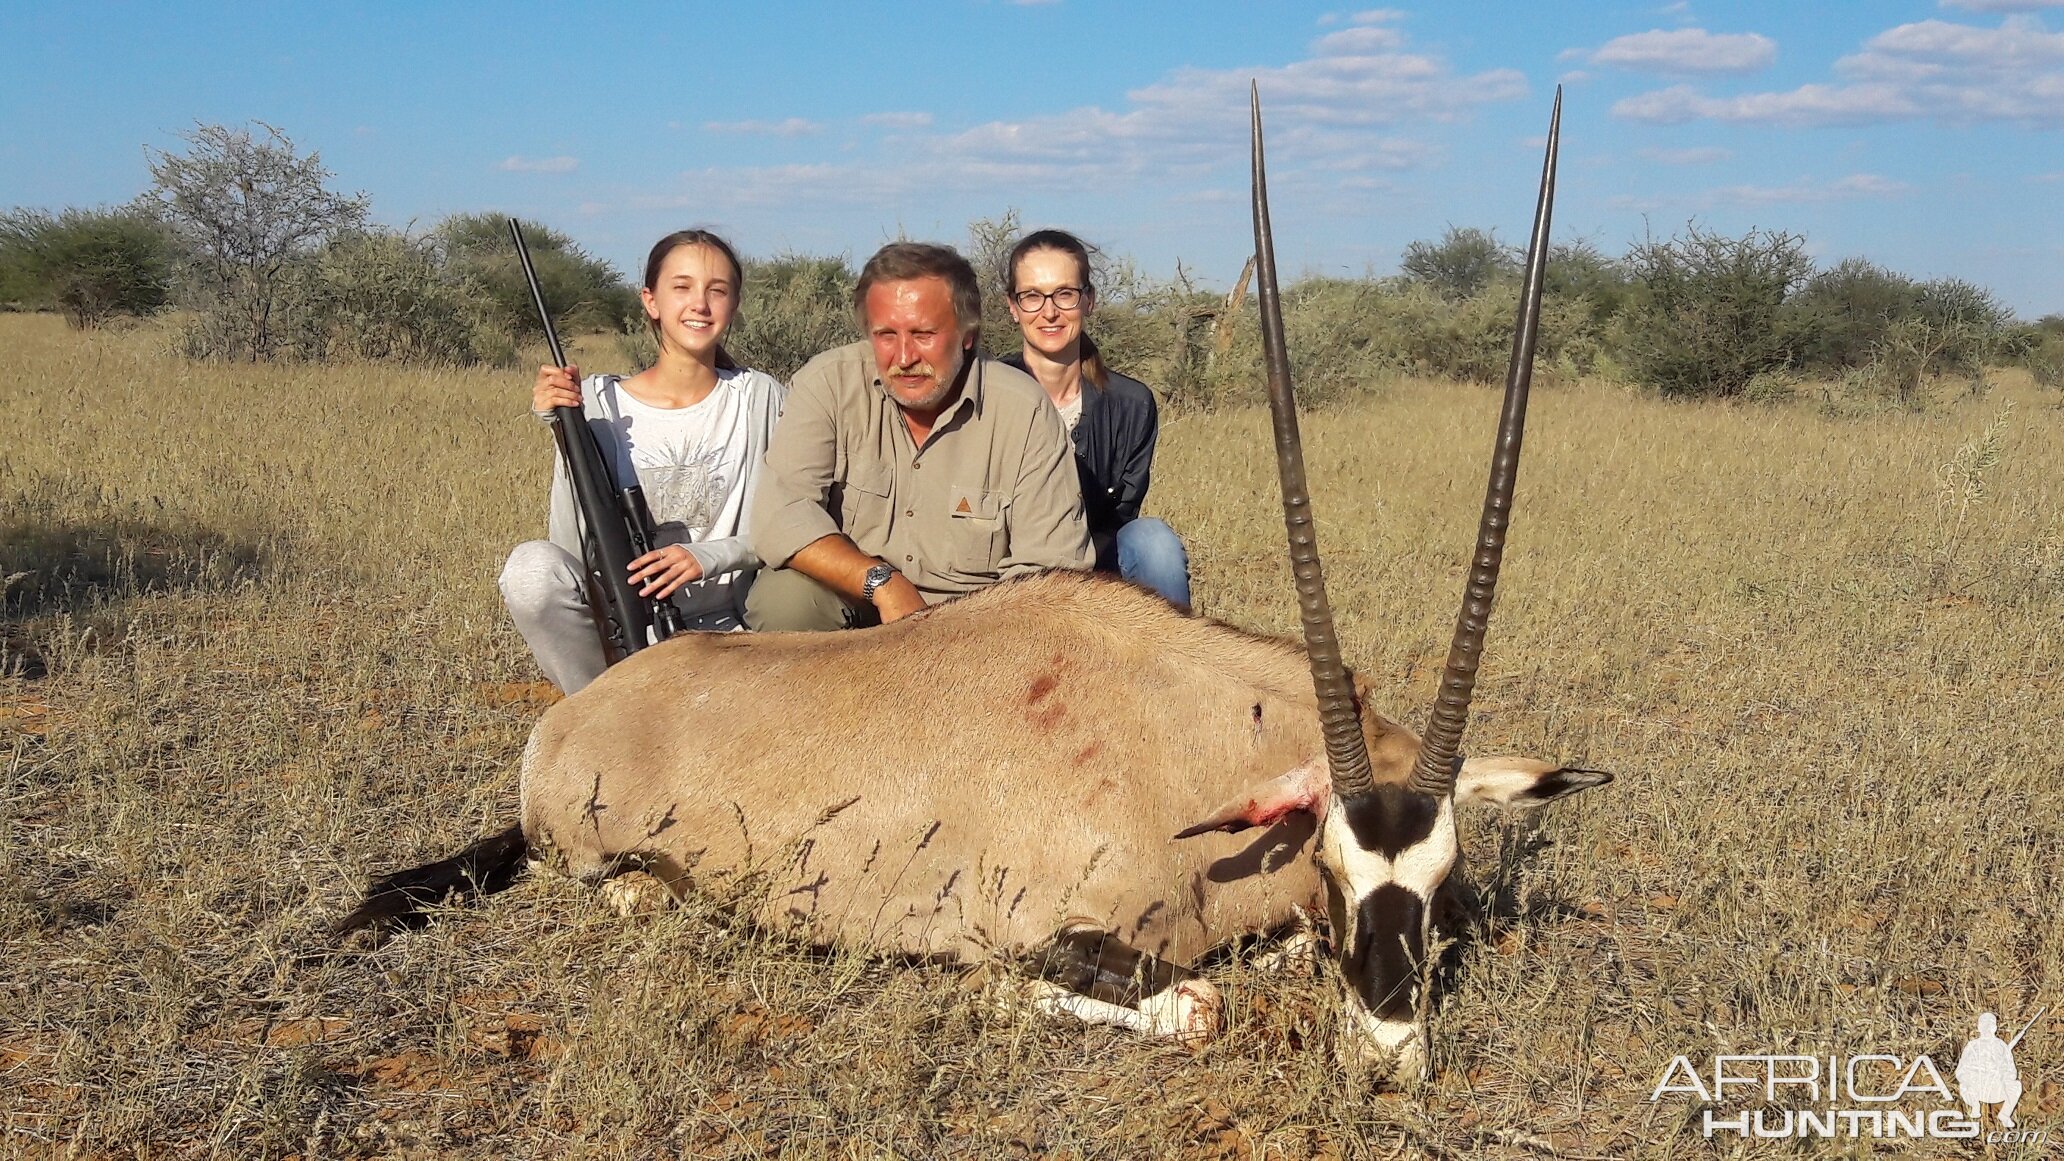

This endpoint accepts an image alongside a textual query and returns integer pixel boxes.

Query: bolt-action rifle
[507,217,684,662]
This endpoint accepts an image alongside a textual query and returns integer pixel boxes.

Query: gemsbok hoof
[598,871,672,917]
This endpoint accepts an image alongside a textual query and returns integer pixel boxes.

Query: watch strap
[861,562,896,601]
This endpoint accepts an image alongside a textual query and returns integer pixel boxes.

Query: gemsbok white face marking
[1318,792,1458,1079]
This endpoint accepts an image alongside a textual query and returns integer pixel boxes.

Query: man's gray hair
[854,242,982,342]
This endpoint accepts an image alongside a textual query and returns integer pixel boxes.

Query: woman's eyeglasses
[1010,286,1087,313]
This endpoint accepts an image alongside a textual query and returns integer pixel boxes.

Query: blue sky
[4,1,2061,316]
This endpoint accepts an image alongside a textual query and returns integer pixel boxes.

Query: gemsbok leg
[999,923,1225,1042]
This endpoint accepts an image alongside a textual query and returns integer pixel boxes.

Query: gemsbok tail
[333,824,529,937]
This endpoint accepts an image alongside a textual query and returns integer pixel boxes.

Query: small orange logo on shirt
[955,497,972,514]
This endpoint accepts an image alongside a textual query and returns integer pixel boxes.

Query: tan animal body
[518,569,1586,965]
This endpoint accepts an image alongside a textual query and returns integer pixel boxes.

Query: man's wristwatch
[861,562,897,603]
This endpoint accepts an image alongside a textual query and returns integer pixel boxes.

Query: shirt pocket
[835,462,895,543]
[946,486,1008,573]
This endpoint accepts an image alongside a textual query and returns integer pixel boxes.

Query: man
[746,242,1092,631]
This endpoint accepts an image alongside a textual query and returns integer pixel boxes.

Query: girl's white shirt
[545,367,787,629]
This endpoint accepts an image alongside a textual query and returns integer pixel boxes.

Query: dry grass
[4,311,2062,1158]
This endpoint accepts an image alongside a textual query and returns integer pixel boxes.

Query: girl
[1002,228,1190,608]
[500,229,784,693]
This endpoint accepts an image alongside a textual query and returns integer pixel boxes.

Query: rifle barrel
[2007,1006,2047,1051]
[505,215,661,659]
[507,219,568,370]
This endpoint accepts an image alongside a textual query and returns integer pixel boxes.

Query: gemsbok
[341,86,1606,1082]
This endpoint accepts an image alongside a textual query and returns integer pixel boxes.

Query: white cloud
[499,155,578,173]
[622,18,1524,214]
[862,111,934,129]
[1614,82,1919,125]
[1940,0,2064,11]
[1586,28,1778,74]
[1640,145,1733,164]
[1312,25,1407,54]
[1615,14,2064,126]
[704,117,823,137]
[1608,172,1908,212]
[1712,173,1911,204]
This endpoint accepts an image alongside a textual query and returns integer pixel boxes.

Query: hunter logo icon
[1958,1008,2042,1129]
[1649,1005,2049,1145]
[954,496,973,514]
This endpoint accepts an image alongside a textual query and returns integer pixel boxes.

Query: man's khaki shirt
[752,341,1092,601]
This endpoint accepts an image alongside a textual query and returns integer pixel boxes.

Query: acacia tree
[147,122,368,360]
[1400,226,1517,301]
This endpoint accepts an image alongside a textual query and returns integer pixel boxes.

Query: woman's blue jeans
[1115,517,1191,609]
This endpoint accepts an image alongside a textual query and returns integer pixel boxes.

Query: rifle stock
[508,217,679,661]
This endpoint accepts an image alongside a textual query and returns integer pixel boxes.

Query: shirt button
[905,509,914,517]
[905,555,913,563]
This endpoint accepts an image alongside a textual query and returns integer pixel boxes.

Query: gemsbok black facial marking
[1335,786,1441,861]
[1346,882,1426,1021]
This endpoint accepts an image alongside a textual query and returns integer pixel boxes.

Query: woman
[1002,228,1190,608]
[500,229,784,694]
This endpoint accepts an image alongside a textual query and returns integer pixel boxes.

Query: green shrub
[728,254,858,380]
[0,211,38,309]
[1789,257,1919,372]
[964,210,1023,358]
[282,230,508,365]
[1620,224,1813,398]
[438,213,636,345]
[1141,275,1603,410]
[1401,226,1515,301]
[0,207,177,327]
[1742,369,1801,405]
[1545,239,1633,326]
[2018,316,2064,388]
[1910,277,2009,380]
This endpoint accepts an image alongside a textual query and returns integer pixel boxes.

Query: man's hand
[628,544,703,599]
[871,573,927,623]
[786,535,930,624]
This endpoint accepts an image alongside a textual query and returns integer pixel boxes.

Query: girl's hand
[627,544,704,599]
[532,364,582,415]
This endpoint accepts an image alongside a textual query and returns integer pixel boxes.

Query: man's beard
[889,354,966,414]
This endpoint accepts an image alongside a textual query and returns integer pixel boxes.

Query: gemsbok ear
[1174,761,1329,839]
[1454,757,1612,808]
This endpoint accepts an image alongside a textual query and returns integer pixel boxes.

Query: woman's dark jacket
[1002,354,1159,572]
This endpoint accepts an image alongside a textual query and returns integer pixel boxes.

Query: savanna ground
[3,311,2061,1159]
